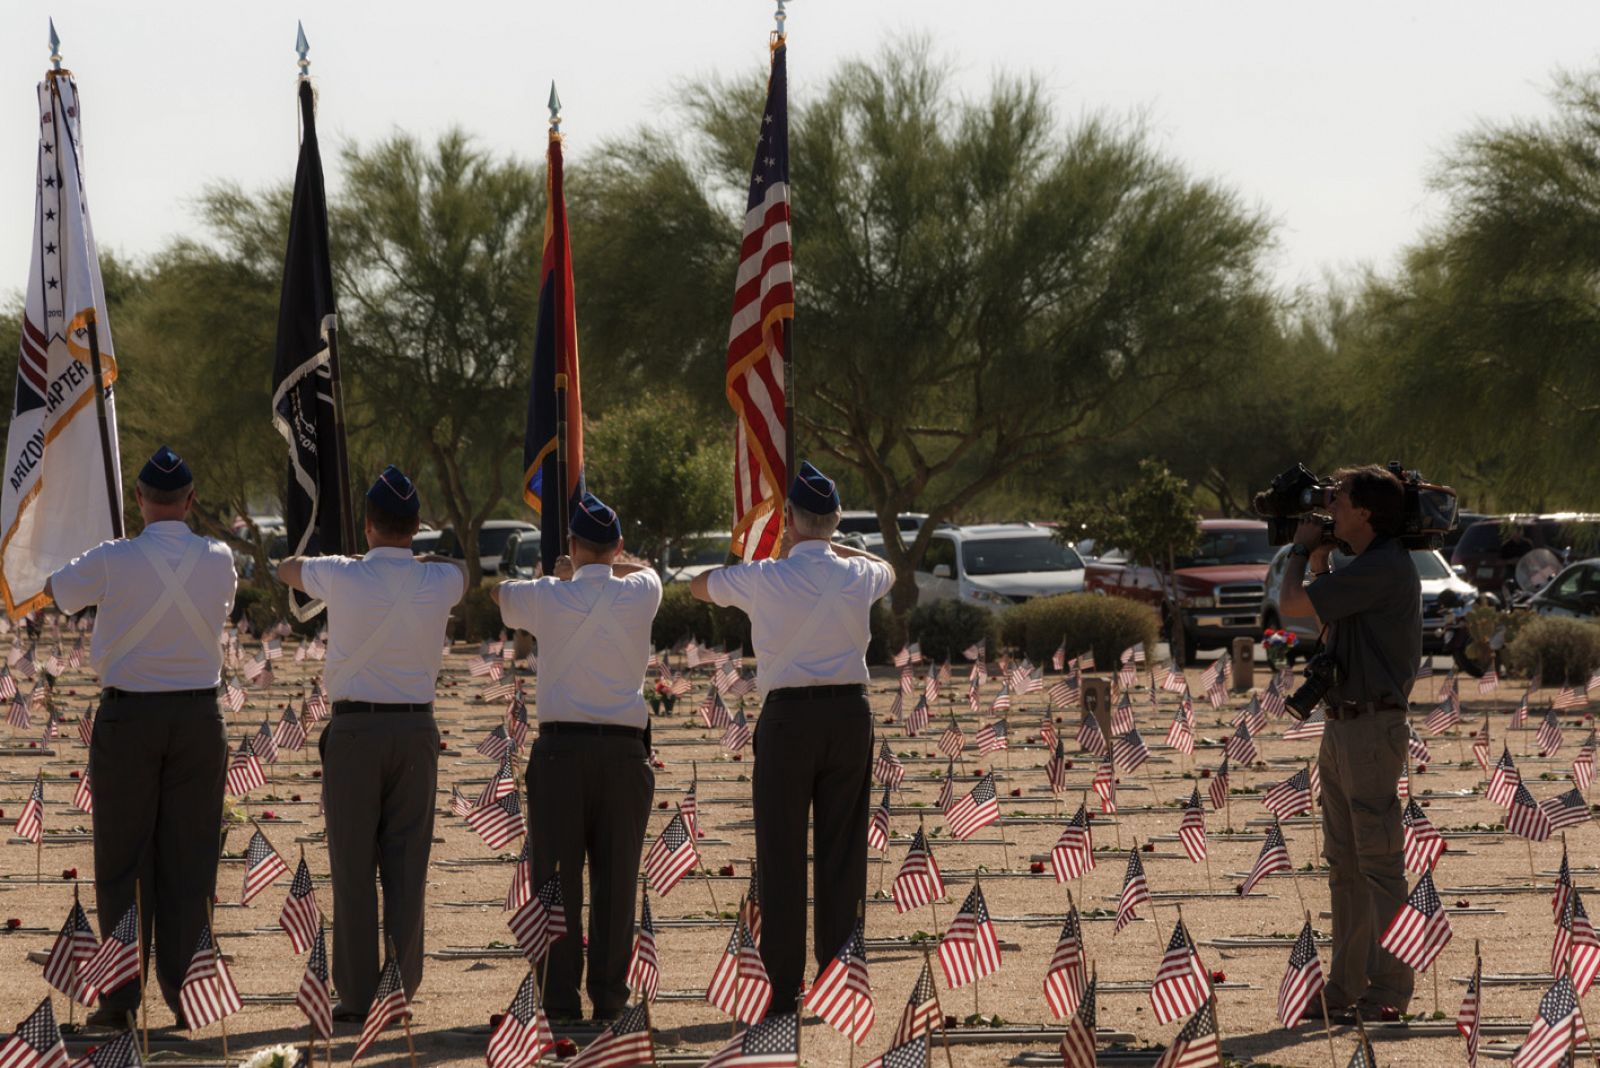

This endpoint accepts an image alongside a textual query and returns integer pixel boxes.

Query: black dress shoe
[331,1004,367,1022]
[83,1006,135,1030]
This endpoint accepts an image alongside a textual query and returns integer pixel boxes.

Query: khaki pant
[1317,706,1414,1010]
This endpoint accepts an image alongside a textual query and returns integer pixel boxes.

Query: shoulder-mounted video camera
[1251,461,1459,550]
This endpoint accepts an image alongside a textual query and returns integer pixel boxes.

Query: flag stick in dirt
[1303,909,1339,1068]
[918,815,942,937]
[384,935,419,1068]
[918,943,958,1068]
[136,879,149,1056]
[538,862,559,1006]
[644,995,662,1068]
[1306,761,1320,860]
[205,900,229,1061]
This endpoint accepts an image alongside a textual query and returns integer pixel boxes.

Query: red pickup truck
[1083,519,1274,662]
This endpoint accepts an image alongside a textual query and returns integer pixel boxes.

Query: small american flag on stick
[1379,871,1453,972]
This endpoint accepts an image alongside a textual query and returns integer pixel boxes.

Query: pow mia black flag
[270,78,350,620]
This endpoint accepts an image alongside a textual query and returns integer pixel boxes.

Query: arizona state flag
[271,77,347,620]
[522,114,584,574]
[2,65,122,618]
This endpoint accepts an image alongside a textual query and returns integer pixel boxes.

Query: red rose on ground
[4,919,18,930]
[292,794,302,802]
[263,810,277,820]
[719,865,735,877]
[1211,969,1226,982]
[1415,764,1426,773]
[731,754,742,762]
[70,770,80,779]
[1064,760,1073,770]
[1200,769,1211,778]
[554,1037,578,1057]
[1030,861,1045,873]
[1456,899,1470,909]
[1010,788,1022,797]
[62,868,76,879]
[1379,1005,1400,1022]
[658,801,668,810]
[1142,842,1154,852]
[312,770,321,779]
[1026,736,1037,745]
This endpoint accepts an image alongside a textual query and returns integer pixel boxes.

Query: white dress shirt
[301,548,464,703]
[706,540,894,695]
[50,520,237,691]
[497,565,662,728]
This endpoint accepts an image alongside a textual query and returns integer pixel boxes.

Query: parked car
[836,511,930,538]
[498,529,542,579]
[1260,544,1481,655]
[663,532,732,583]
[1525,558,1600,619]
[1451,513,1600,596]
[912,524,1086,610]
[1084,519,1274,661]
[418,520,538,575]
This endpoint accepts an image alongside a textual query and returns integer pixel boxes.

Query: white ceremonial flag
[2,66,122,618]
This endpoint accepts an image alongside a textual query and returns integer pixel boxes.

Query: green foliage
[231,585,278,637]
[1059,459,1200,571]
[998,593,1160,666]
[1505,615,1600,686]
[585,389,731,565]
[454,585,503,644]
[908,599,999,663]
[652,583,716,650]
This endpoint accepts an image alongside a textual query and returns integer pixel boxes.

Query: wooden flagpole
[921,944,957,1068]
[386,934,420,1068]
[538,862,559,1003]
[206,900,229,1061]
[1307,909,1338,1068]
[136,879,149,1057]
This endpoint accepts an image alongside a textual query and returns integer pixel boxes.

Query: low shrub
[1505,615,1600,687]
[908,599,999,663]
[453,585,502,643]
[652,582,716,650]
[999,593,1160,666]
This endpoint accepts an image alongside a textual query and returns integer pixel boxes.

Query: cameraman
[1276,464,1421,1020]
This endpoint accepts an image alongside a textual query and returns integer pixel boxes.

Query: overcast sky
[3,1,1599,300]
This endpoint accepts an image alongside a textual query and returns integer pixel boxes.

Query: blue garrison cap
[788,460,840,515]
[570,492,622,544]
[139,446,192,492]
[366,465,420,518]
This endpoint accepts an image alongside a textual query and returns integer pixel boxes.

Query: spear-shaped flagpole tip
[547,81,562,132]
[295,21,310,77]
[48,18,62,70]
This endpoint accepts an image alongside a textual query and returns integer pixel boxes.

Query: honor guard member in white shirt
[492,493,661,1022]
[46,447,238,1030]
[690,461,895,1014]
[276,466,466,1020]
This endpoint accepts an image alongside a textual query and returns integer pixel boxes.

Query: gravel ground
[1,639,1594,1067]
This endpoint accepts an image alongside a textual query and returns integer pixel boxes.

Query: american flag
[1234,696,1266,737]
[305,682,328,722]
[1093,761,1117,814]
[67,1028,139,1068]
[481,678,515,703]
[699,688,731,730]
[79,904,140,1004]
[936,761,954,814]
[682,771,699,838]
[892,828,945,912]
[1260,679,1286,719]
[1380,871,1453,971]
[937,716,964,759]
[1166,711,1194,755]
[1574,732,1595,791]
[476,724,513,761]
[1472,725,1491,773]
[868,785,891,852]
[487,971,555,1068]
[1542,788,1591,832]
[739,872,763,947]
[1113,728,1150,772]
[874,740,905,788]
[1059,975,1099,1068]
[706,920,771,1025]
[6,694,30,731]
[723,39,792,562]
[937,883,1000,988]
[899,669,916,697]
[1283,707,1325,741]
[627,894,659,1003]
[1538,710,1565,757]
[945,772,999,839]
[1076,712,1107,758]
[1554,889,1600,996]
[75,705,92,747]
[721,707,751,752]
[1051,802,1096,882]
[274,705,306,752]
[1044,904,1087,1019]
[1049,679,1079,709]
[1506,782,1554,842]
[0,668,15,702]
[1555,847,1574,921]
[988,687,1011,716]
[1208,755,1230,811]
[262,636,284,660]
[225,737,265,797]
[241,656,268,683]
[1262,768,1314,820]
[905,695,930,738]
[1117,663,1137,691]
[1180,788,1208,864]
[353,955,410,1063]
[1515,693,1530,729]
[41,898,97,1003]
[645,813,699,896]
[1115,848,1151,935]
[1224,720,1257,765]
[468,655,499,678]
[1407,724,1432,765]
[1488,746,1521,807]
[279,857,320,954]
[508,694,530,750]
[1240,821,1292,896]
[1160,663,1187,693]
[923,673,939,707]
[0,998,66,1068]
[975,718,1008,754]
[806,919,874,1044]
[177,924,242,1030]
[1046,739,1068,794]
[1459,952,1481,1068]
[893,960,941,1044]
[1053,641,1069,673]
[1151,918,1211,1024]
[475,753,517,810]
[1554,686,1588,711]
[509,871,568,964]
[1111,693,1135,736]
[1153,996,1221,1068]
[296,924,332,1040]
[1479,665,1499,693]
[467,790,526,851]
[1277,919,1325,1026]
[702,1012,797,1068]
[1425,696,1461,736]
[1402,798,1447,873]
[1417,656,1434,680]
[962,642,984,662]
[14,773,43,844]
[861,1034,924,1068]
[242,828,288,905]
[1512,974,1587,1068]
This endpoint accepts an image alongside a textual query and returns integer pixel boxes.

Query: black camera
[1285,653,1339,720]
[1252,461,1460,550]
